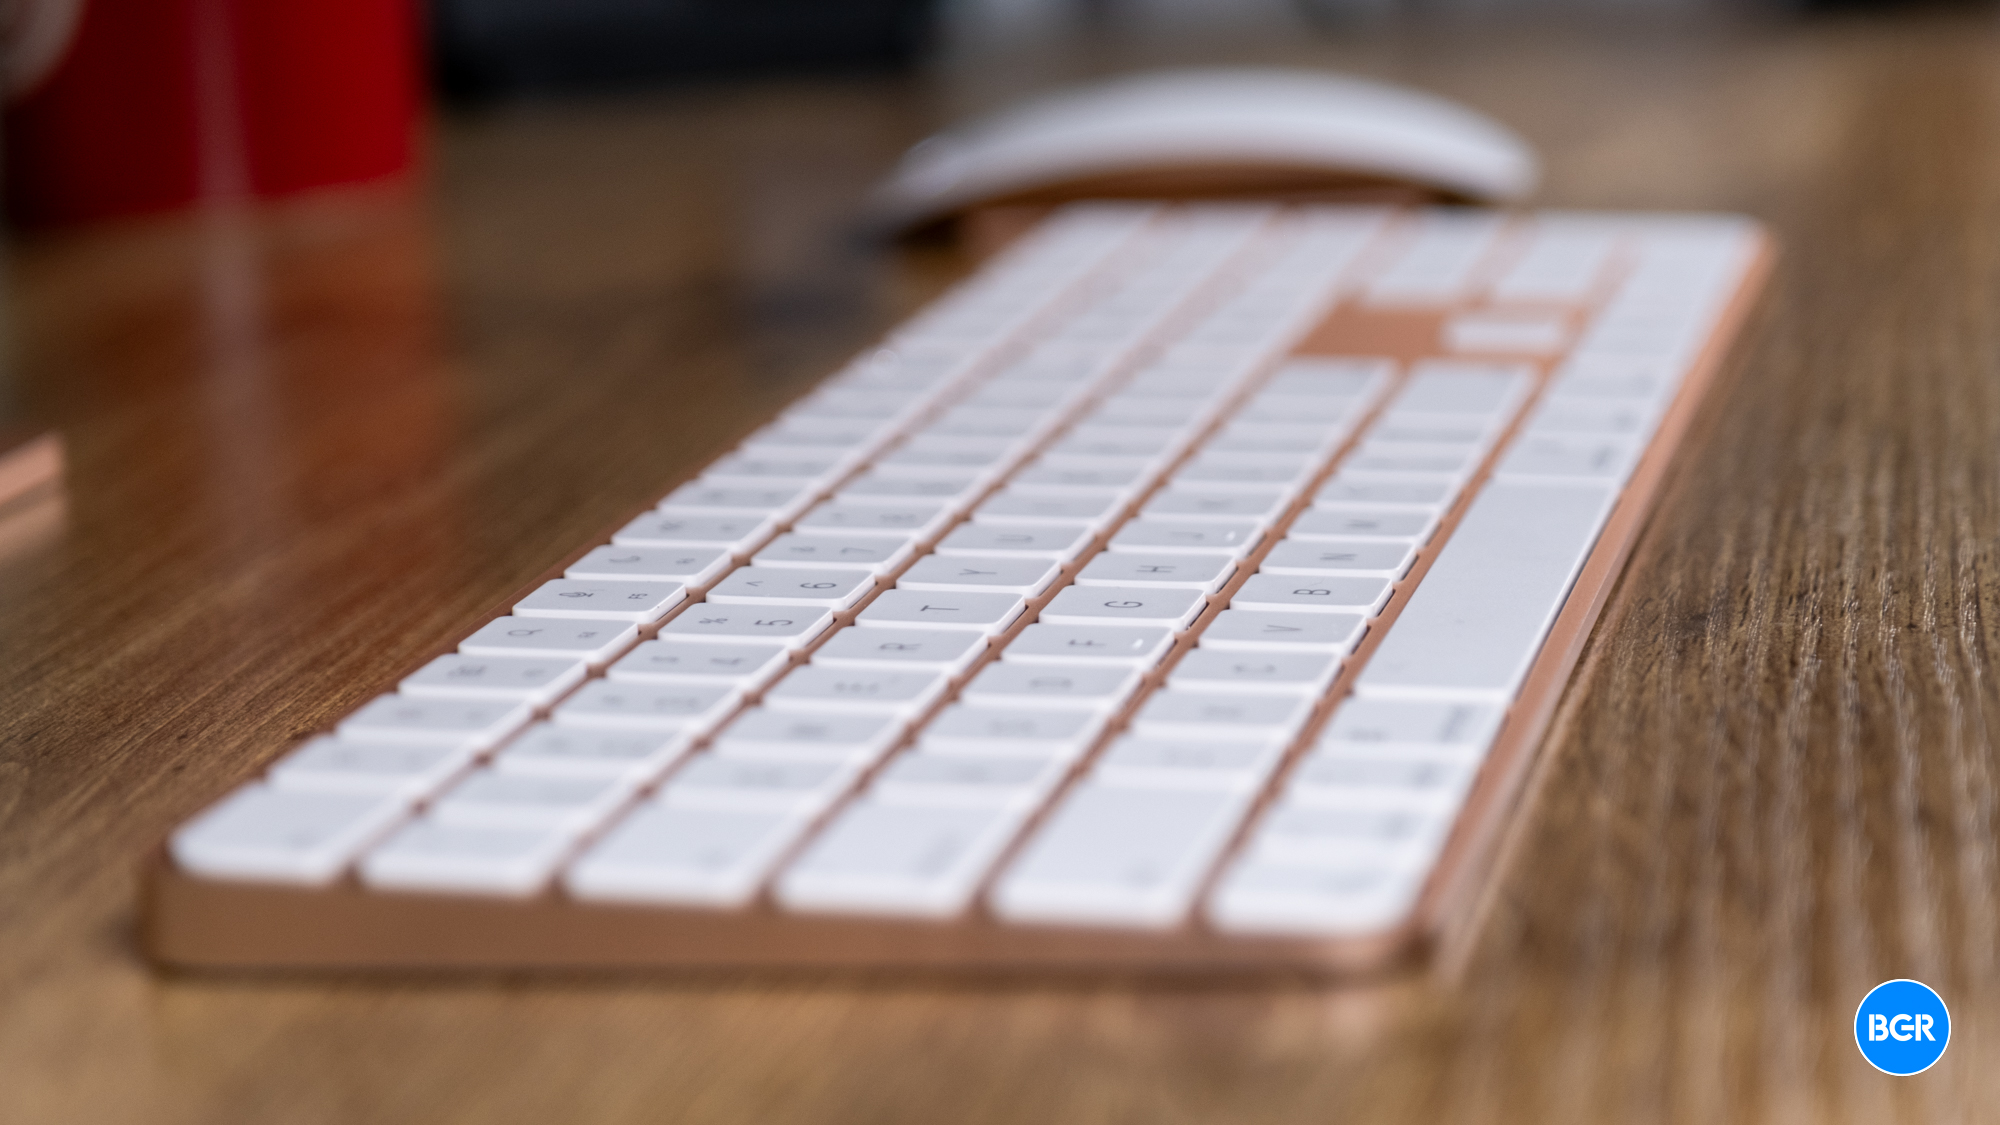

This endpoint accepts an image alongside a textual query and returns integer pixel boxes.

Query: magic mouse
[872,67,1537,234]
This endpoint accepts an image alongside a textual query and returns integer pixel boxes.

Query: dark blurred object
[4,0,421,228]
[432,0,939,100]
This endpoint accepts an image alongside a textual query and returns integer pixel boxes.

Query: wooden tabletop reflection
[7,14,2000,1124]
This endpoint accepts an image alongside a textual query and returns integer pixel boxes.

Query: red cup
[5,0,422,228]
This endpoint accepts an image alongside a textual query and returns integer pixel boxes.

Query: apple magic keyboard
[146,203,1769,975]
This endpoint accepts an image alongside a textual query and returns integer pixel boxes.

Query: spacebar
[1355,481,1616,702]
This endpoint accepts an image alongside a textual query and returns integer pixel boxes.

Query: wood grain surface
[6,14,1999,1124]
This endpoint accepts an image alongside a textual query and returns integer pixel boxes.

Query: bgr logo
[1854,979,1950,1075]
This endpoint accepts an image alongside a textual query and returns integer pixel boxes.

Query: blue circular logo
[1854,979,1950,1075]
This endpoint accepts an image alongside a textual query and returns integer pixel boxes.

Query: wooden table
[6,13,1997,1122]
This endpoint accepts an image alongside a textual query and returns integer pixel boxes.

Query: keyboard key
[1140,489,1288,524]
[1129,691,1313,738]
[1494,434,1640,481]
[960,662,1141,711]
[360,819,579,896]
[658,606,835,649]
[1357,481,1614,700]
[775,800,1027,917]
[399,654,587,704]
[1320,698,1502,747]
[1171,456,1313,490]
[754,533,915,574]
[706,567,874,610]
[1291,506,1438,542]
[491,726,689,778]
[837,471,980,504]
[796,501,949,539]
[269,736,476,796]
[896,554,1062,596]
[1039,585,1207,630]
[992,784,1247,927]
[1092,735,1285,790]
[607,640,790,687]
[338,695,532,749]
[1075,551,1233,592]
[704,450,843,484]
[1167,649,1339,695]
[568,804,810,906]
[430,771,631,830]
[614,511,774,551]
[1259,539,1416,578]
[1232,573,1392,616]
[872,753,1065,807]
[1108,519,1260,556]
[459,617,639,664]
[1289,752,1479,809]
[1315,477,1454,507]
[1249,803,1447,864]
[876,433,1016,471]
[934,521,1093,561]
[660,756,858,813]
[1009,462,1146,493]
[974,491,1122,526]
[660,481,810,516]
[709,708,905,762]
[921,704,1105,757]
[552,681,738,732]
[1201,609,1365,653]
[514,579,686,623]
[763,667,950,716]
[1209,859,1419,935]
[565,545,732,585]
[856,589,1026,634]
[1343,445,1479,478]
[812,626,987,674]
[170,785,408,883]
[1001,623,1175,667]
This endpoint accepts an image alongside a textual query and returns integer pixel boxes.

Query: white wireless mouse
[872,68,1538,233]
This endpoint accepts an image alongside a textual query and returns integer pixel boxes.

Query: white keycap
[1357,481,1615,700]
[1320,698,1503,748]
[934,521,1093,561]
[399,654,586,704]
[1370,416,1493,444]
[660,481,810,516]
[660,755,857,813]
[896,554,1061,596]
[1039,584,1207,630]
[658,606,835,648]
[709,708,905,762]
[567,803,809,906]
[775,800,1026,917]
[812,625,986,674]
[1171,455,1313,490]
[1204,423,1337,456]
[921,704,1105,757]
[338,695,532,748]
[1393,362,1531,414]
[566,545,732,585]
[1494,434,1641,482]
[960,661,1141,711]
[1292,506,1439,542]
[608,639,790,687]
[837,471,979,505]
[459,616,639,664]
[1167,649,1339,695]
[1009,462,1146,493]
[1075,551,1234,592]
[1047,425,1181,461]
[992,784,1247,927]
[796,501,948,539]
[359,818,579,896]
[1259,539,1416,578]
[491,725,689,778]
[974,491,1122,526]
[1140,488,1288,524]
[872,753,1065,807]
[1316,477,1454,507]
[430,770,631,830]
[1201,609,1365,653]
[614,511,774,551]
[552,680,738,732]
[268,736,476,796]
[1444,312,1571,354]
[1248,802,1448,864]
[1093,736,1285,790]
[1129,691,1313,739]
[754,533,915,574]
[513,579,686,623]
[763,666,949,716]
[1108,519,1260,556]
[1343,444,1480,478]
[1001,623,1175,667]
[1209,859,1419,936]
[170,785,409,883]
[706,566,874,610]
[1233,396,1355,425]
[704,450,843,484]
[856,589,1026,634]
[1232,573,1393,616]
[876,433,1016,471]
[1289,751,1479,810]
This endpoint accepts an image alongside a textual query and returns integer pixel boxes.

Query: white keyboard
[146,203,1768,973]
